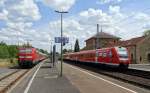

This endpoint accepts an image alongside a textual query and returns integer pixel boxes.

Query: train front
[18,48,34,67]
[115,47,130,68]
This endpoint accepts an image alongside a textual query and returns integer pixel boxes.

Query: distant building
[82,31,150,64]
[115,36,150,64]
[83,32,120,50]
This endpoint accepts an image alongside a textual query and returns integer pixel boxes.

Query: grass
[0,58,18,67]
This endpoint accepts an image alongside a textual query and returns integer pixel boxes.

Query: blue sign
[55,37,69,43]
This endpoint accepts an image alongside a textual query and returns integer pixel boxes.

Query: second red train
[64,46,130,68]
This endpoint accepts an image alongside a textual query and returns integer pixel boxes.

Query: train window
[109,51,112,58]
[102,52,107,57]
[99,52,102,56]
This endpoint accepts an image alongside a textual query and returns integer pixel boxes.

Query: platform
[129,64,150,72]
[25,62,80,93]
[10,60,150,93]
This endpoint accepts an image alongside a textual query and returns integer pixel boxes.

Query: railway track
[65,61,150,90]
[0,69,30,93]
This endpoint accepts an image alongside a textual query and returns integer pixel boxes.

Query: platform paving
[10,60,150,93]
[129,64,150,72]
[27,62,80,93]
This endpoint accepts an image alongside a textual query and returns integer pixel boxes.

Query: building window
[140,56,142,61]
[114,40,116,43]
[131,53,133,61]
[148,53,150,63]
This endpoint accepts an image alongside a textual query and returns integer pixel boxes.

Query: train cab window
[116,47,128,59]
[19,49,32,54]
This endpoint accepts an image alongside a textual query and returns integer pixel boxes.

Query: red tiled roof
[85,32,120,41]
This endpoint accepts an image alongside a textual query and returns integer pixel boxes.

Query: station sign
[55,37,69,44]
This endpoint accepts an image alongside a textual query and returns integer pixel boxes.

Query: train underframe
[64,59,129,69]
[18,60,35,68]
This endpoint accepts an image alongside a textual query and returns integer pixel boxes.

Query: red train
[64,47,130,68]
[18,48,47,68]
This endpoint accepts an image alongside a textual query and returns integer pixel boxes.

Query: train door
[107,50,112,63]
[97,51,102,63]
[102,51,107,63]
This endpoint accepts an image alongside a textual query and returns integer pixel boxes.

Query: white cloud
[0,0,5,6]
[133,12,150,22]
[0,0,47,50]
[46,7,150,50]
[43,0,76,11]
[109,5,120,14]
[97,0,122,4]
[5,0,41,22]
[79,8,112,26]
[0,9,8,20]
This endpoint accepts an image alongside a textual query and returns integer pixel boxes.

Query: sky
[0,0,150,52]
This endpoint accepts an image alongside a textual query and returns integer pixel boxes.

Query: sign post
[55,37,69,76]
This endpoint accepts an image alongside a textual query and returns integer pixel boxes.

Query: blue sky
[0,0,150,52]
[34,0,150,24]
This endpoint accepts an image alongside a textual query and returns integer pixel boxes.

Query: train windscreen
[116,47,128,59]
[19,48,32,54]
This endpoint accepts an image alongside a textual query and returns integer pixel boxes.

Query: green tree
[0,41,18,59]
[0,41,7,46]
[144,29,150,36]
[7,45,18,58]
[0,44,9,58]
[63,49,68,54]
[74,39,80,52]
[37,48,49,55]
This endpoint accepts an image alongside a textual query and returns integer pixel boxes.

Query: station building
[83,32,120,50]
[82,32,150,64]
[115,36,150,64]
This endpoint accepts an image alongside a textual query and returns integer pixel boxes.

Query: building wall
[136,36,150,64]
[126,46,137,64]
[85,35,150,64]
[86,38,119,50]
[86,38,95,50]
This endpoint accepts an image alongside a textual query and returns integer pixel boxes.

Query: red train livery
[64,47,130,68]
[18,48,46,68]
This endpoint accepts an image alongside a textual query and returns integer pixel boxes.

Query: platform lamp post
[96,24,100,63]
[55,10,68,77]
[50,40,54,63]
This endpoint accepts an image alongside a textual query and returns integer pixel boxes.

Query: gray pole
[96,24,99,63]
[50,41,53,63]
[71,43,72,52]
[60,13,63,77]
[55,11,68,77]
[96,24,99,49]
